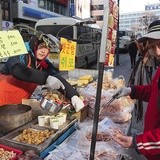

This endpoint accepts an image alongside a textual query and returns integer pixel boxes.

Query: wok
[0,104,33,133]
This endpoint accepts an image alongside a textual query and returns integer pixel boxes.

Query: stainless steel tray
[0,117,78,154]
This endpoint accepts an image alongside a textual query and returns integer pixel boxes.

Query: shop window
[54,3,59,13]
[47,0,53,11]
[59,6,66,15]
[91,5,104,11]
[92,16,103,21]
[1,1,9,20]
[38,0,46,9]
[23,0,28,4]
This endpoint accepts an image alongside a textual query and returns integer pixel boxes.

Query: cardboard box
[70,105,88,122]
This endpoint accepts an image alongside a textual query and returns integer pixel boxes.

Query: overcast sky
[119,0,160,13]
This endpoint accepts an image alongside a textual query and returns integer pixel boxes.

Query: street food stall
[0,0,133,159]
[0,68,134,160]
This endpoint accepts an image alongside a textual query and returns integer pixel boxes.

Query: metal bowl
[0,104,32,133]
[40,98,64,115]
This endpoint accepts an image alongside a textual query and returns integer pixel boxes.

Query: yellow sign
[59,38,76,71]
[108,54,115,67]
[0,30,28,59]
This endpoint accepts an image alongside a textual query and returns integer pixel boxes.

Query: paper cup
[58,113,67,123]
[50,119,59,129]
[38,116,45,126]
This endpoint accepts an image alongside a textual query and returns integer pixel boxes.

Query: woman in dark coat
[0,34,84,112]
[128,38,138,68]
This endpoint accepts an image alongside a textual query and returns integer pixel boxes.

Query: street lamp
[116,0,120,65]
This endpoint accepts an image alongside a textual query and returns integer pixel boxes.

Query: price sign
[0,30,28,59]
[59,38,76,71]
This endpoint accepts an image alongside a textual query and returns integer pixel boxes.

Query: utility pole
[9,0,13,22]
[0,1,2,31]
[116,0,120,65]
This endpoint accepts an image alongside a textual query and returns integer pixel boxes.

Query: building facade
[0,0,69,31]
[90,0,104,28]
[119,2,160,34]
[69,0,91,19]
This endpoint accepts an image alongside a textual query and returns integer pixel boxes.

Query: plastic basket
[0,144,23,160]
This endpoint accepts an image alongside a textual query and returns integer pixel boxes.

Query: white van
[35,17,101,68]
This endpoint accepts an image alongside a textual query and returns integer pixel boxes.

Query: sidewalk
[113,53,147,160]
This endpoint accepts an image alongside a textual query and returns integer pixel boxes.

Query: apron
[0,56,38,106]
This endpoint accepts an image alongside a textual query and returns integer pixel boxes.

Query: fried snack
[86,132,112,142]
[18,129,54,145]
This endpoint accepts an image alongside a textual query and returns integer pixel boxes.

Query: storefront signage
[2,21,13,31]
[56,0,68,6]
[23,7,60,19]
[70,2,75,16]
[0,30,28,59]
[59,38,76,71]
[104,0,118,67]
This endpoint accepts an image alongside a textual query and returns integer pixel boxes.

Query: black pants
[129,54,136,68]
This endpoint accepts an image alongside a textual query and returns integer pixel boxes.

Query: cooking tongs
[99,90,122,114]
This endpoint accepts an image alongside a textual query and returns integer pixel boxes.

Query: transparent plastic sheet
[80,84,113,109]
[45,118,127,160]
[99,102,134,123]
[75,118,125,158]
[44,143,84,160]
[81,82,135,122]
[44,143,119,160]
[110,75,126,89]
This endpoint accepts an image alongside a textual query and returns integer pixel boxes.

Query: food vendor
[0,33,84,112]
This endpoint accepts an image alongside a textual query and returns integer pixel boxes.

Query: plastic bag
[100,96,135,123]
[110,75,126,89]
[45,118,126,160]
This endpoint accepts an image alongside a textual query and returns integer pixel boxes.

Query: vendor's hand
[46,75,65,90]
[71,96,84,112]
[112,87,131,99]
[112,132,133,148]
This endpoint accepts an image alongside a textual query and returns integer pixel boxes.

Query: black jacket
[128,41,138,56]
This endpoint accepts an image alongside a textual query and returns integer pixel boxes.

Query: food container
[38,116,46,126]
[0,104,32,133]
[50,119,59,130]
[0,117,78,154]
[0,144,23,160]
[40,98,63,114]
[58,113,67,123]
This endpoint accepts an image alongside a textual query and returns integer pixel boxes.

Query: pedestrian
[0,33,84,112]
[127,37,138,68]
[112,20,160,160]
